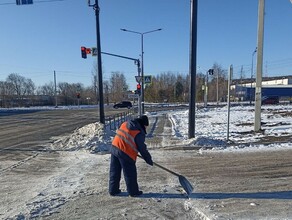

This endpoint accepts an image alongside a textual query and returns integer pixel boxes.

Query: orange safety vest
[112,122,141,161]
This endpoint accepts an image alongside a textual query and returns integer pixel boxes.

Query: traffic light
[208,69,214,75]
[81,46,87,59]
[76,93,80,99]
[135,84,141,95]
[86,48,91,55]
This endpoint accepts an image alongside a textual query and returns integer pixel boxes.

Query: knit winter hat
[138,115,149,126]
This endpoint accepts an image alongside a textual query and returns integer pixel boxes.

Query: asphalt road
[0,108,101,150]
[0,107,131,174]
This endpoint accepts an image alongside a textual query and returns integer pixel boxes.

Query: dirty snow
[1,104,292,219]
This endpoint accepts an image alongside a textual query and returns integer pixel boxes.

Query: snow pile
[49,122,113,153]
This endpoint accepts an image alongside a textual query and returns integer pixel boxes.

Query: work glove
[145,158,153,166]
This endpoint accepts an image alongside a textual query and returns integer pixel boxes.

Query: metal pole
[227,65,233,141]
[54,70,57,107]
[141,34,144,114]
[94,0,105,124]
[204,70,208,108]
[120,28,162,115]
[250,53,253,105]
[188,0,197,139]
[216,69,219,105]
[100,51,141,116]
[137,62,142,117]
[254,0,265,132]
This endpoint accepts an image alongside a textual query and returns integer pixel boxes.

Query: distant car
[262,96,279,105]
[113,101,132,109]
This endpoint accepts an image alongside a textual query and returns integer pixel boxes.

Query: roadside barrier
[105,109,135,131]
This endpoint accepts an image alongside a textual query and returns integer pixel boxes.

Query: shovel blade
[179,175,193,195]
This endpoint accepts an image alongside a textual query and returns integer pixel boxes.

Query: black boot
[109,189,121,196]
[129,191,143,197]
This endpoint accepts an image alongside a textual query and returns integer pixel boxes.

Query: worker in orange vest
[109,115,153,197]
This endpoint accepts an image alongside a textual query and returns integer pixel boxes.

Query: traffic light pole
[188,0,198,139]
[88,0,105,124]
[100,51,142,117]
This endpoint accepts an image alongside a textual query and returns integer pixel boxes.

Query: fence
[105,110,136,131]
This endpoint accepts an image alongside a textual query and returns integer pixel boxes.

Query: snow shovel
[138,155,193,195]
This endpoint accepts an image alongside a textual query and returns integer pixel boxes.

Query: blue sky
[0,0,292,90]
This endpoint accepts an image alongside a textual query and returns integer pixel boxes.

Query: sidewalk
[42,113,292,220]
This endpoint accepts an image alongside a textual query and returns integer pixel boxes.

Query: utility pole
[88,0,105,124]
[254,0,265,132]
[188,0,198,139]
[204,70,208,108]
[54,70,57,107]
[227,65,233,141]
[216,69,219,105]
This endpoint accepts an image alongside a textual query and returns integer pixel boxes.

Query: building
[232,75,292,101]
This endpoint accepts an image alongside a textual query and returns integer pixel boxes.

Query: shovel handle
[138,155,180,177]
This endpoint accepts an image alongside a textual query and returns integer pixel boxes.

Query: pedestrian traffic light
[135,84,141,95]
[81,46,87,59]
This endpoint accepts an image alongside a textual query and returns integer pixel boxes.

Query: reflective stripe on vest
[112,122,140,161]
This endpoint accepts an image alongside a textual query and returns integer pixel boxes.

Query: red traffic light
[81,46,87,59]
[86,48,91,54]
[135,84,141,95]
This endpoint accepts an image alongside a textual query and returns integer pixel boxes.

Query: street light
[120,28,162,114]
[250,47,257,105]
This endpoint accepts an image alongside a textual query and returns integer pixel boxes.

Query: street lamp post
[250,47,257,105]
[121,28,162,114]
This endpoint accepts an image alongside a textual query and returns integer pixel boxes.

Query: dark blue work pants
[109,154,139,196]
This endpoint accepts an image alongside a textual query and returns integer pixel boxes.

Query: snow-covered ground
[1,104,292,219]
[169,104,292,151]
[48,104,292,152]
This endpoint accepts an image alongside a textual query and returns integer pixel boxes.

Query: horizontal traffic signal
[81,47,92,59]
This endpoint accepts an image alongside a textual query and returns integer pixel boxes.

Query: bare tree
[109,72,128,103]
[58,82,84,105]
[104,80,110,105]
[6,73,35,106]
[6,73,35,96]
[37,82,55,96]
